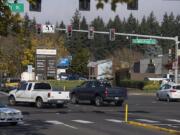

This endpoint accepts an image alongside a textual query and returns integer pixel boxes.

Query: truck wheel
[9,96,16,106]
[115,100,123,106]
[71,94,78,104]
[36,98,43,108]
[95,96,103,106]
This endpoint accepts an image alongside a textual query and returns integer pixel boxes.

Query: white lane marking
[167,119,180,123]
[45,120,78,129]
[136,119,159,123]
[105,119,123,123]
[72,120,94,124]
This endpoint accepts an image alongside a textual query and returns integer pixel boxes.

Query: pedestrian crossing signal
[127,0,138,10]
[79,0,90,11]
[29,0,41,12]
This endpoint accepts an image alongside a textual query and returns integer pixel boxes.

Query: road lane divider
[128,121,180,135]
[72,120,94,124]
[105,119,123,123]
[167,119,180,123]
[45,120,78,129]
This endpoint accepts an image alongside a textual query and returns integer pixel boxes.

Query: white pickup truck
[8,82,70,108]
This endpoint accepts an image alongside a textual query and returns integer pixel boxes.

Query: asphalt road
[0,92,179,135]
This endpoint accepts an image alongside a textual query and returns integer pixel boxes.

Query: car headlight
[0,112,7,119]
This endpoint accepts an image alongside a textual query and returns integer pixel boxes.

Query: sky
[15,0,180,25]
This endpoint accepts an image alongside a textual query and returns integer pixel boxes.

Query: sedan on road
[0,103,23,125]
[156,83,180,102]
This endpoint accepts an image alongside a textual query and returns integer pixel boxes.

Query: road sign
[42,25,55,33]
[132,39,157,45]
[8,3,24,13]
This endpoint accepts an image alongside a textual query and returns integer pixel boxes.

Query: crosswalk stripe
[135,119,159,123]
[105,119,123,123]
[167,119,180,123]
[72,120,94,124]
[45,120,78,129]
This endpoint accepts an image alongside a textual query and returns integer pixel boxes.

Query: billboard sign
[36,49,57,80]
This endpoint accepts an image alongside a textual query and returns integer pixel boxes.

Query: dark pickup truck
[70,80,127,106]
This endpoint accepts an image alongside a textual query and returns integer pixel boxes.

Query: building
[87,59,113,80]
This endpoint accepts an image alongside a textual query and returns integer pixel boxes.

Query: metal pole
[175,36,179,84]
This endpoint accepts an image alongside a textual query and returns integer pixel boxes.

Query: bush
[143,81,160,92]
[117,80,146,90]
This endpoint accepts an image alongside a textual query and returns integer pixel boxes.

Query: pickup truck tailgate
[50,91,70,100]
[107,87,127,98]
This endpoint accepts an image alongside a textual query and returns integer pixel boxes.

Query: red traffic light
[36,24,42,34]
[67,25,72,38]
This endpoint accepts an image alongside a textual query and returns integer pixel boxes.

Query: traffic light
[127,0,138,10]
[36,24,42,35]
[109,28,115,41]
[67,25,72,38]
[29,0,41,12]
[88,26,94,39]
[79,0,90,11]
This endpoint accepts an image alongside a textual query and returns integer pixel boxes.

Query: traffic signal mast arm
[56,27,176,41]
[56,27,179,83]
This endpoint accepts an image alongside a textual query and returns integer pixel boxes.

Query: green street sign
[8,3,24,13]
[132,39,157,45]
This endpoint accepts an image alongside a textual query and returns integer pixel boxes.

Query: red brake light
[105,88,108,97]
[48,92,51,97]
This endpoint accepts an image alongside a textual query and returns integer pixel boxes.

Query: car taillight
[105,88,108,97]
[170,89,176,92]
[48,92,51,98]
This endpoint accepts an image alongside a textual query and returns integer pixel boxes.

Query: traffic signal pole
[55,27,179,83]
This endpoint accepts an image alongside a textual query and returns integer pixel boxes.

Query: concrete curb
[0,91,9,96]
[128,121,180,135]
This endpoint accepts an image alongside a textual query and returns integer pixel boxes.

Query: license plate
[115,97,119,100]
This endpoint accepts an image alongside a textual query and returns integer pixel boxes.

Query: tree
[161,12,176,54]
[69,48,90,76]
[91,16,107,60]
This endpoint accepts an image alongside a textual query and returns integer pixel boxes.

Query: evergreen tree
[91,16,107,60]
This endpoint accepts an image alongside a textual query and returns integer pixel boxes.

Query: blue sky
[16,0,180,25]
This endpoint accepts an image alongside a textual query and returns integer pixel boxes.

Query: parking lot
[0,92,180,135]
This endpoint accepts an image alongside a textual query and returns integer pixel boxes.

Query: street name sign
[132,39,157,45]
[8,3,24,13]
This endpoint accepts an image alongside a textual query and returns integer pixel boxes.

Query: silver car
[0,103,23,125]
[156,83,180,102]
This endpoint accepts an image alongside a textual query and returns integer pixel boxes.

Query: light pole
[175,36,179,84]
